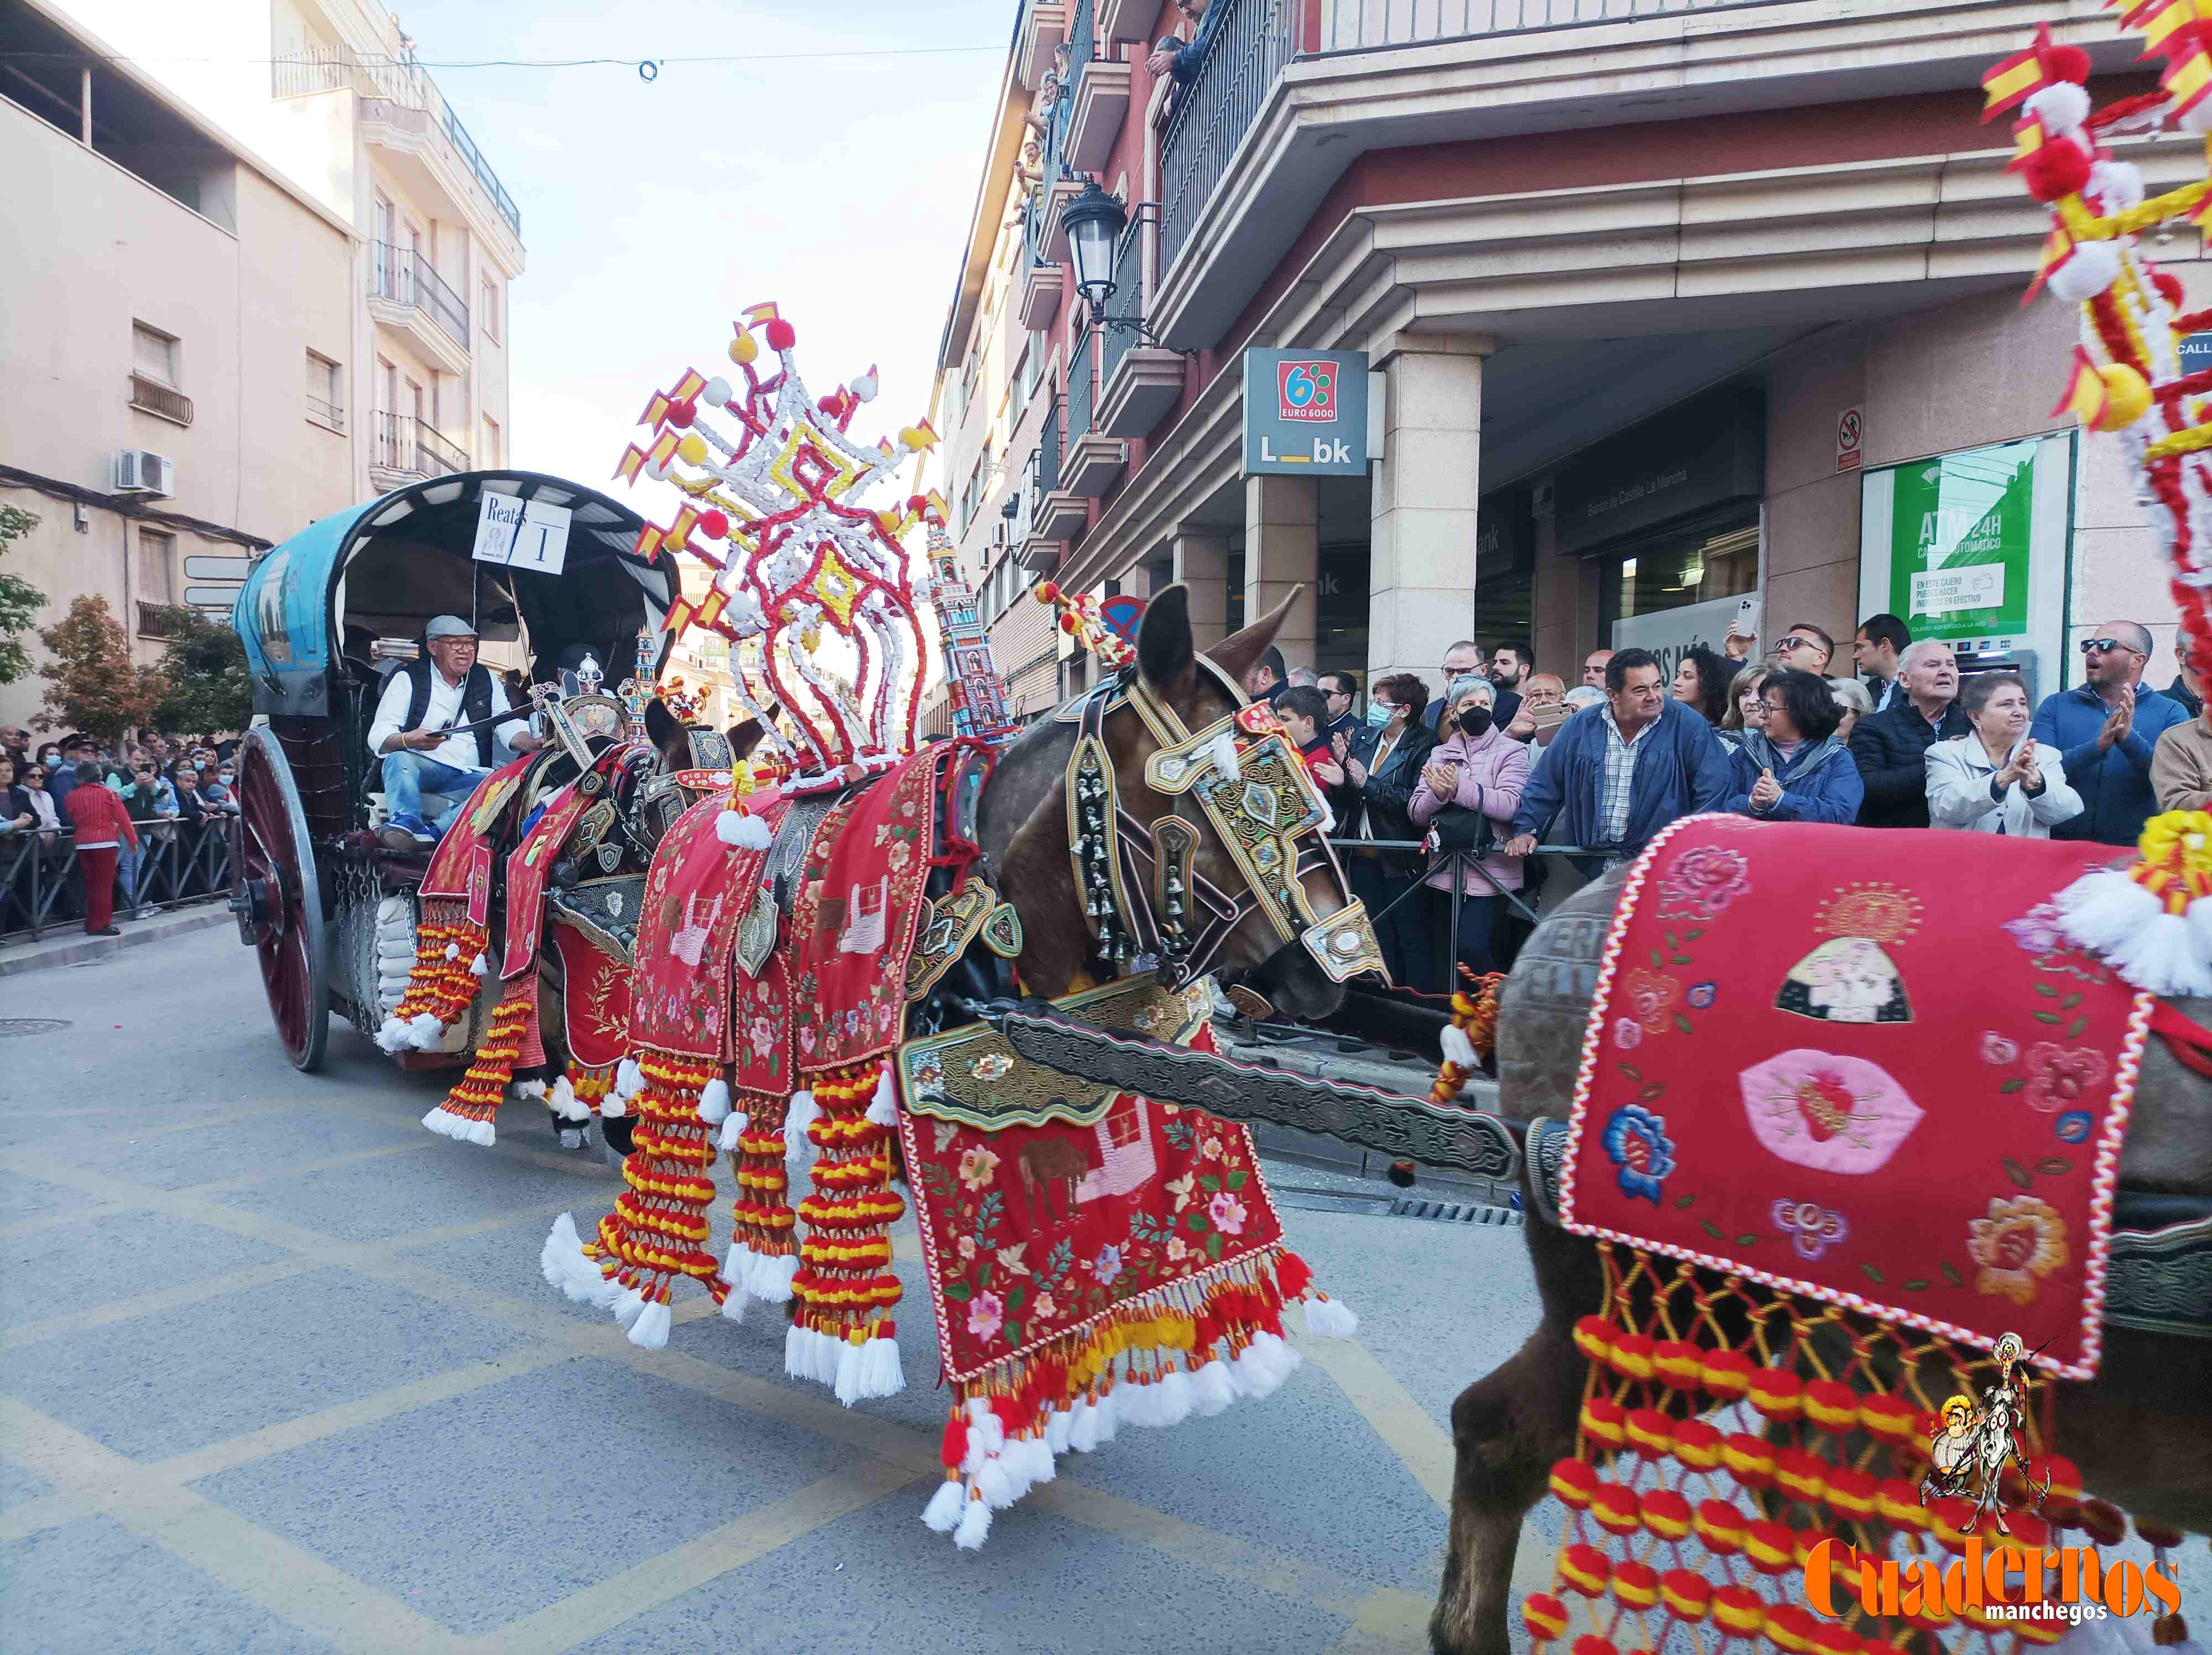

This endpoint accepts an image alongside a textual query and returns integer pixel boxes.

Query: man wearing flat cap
[366,615,539,850]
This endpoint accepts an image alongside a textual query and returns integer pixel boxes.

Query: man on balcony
[1149,0,1226,105]
[367,615,540,851]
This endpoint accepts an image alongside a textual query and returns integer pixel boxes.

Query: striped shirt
[1598,705,1656,867]
[63,778,138,853]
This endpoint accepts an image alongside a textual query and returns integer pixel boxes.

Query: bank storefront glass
[1473,485,1533,651]
[1554,388,1766,672]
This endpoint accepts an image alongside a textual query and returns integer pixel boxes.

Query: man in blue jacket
[1504,648,1732,875]
[2028,621,2189,846]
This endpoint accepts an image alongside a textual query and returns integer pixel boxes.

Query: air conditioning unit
[991,521,1011,548]
[114,449,176,497]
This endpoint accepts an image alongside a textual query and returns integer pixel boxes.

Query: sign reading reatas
[1243,348,1371,477]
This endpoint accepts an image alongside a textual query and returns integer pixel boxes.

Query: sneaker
[380,814,437,852]
[90,925,121,937]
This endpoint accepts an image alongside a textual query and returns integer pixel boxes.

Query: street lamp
[1062,180,1128,313]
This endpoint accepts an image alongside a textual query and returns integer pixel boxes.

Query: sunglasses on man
[2079,637,2143,656]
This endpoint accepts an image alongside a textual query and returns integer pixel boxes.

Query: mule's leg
[1430,1318,1584,1655]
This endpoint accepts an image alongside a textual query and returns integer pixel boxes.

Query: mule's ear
[644,697,680,755]
[1137,584,1199,703]
[1207,587,1302,691]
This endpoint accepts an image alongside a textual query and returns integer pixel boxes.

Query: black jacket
[1848,698,1968,828]
[1350,721,1439,877]
[2169,673,2204,721]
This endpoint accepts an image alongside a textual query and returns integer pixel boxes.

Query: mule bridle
[1063,663,1384,990]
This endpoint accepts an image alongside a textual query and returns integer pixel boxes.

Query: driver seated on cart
[366,613,540,851]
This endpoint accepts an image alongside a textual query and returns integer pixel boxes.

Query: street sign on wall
[1242,350,1371,477]
[184,554,254,581]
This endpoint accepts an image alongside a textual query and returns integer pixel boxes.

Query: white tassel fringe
[921,1479,966,1533]
[696,1077,731,1126]
[1303,1293,1360,1339]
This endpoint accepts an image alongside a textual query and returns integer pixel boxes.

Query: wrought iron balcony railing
[128,372,194,426]
[372,412,468,478]
[368,242,471,349]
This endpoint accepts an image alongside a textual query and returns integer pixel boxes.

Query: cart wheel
[231,725,330,1071]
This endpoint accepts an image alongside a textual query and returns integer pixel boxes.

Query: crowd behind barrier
[0,815,236,945]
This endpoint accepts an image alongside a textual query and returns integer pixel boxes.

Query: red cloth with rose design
[898,1024,1290,1383]
[629,793,788,1060]
[1559,815,2146,1378]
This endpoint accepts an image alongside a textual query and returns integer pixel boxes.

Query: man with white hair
[366,615,540,850]
[1847,639,1964,829]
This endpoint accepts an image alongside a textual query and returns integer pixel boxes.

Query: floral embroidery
[994,1243,1030,1277]
[1655,844,1751,920]
[2002,903,2065,957]
[956,1234,976,1261]
[1688,982,1717,1010]
[1738,1050,1924,1175]
[1091,1243,1123,1285]
[1613,1018,1644,1052]
[1032,1290,1057,1320]
[1165,1237,1189,1263]
[966,1290,1004,1343]
[1980,1032,2020,1066]
[1601,1104,1676,1203]
[1770,1199,1850,1262]
[1208,1191,1248,1235]
[1967,1195,2070,1307]
[957,1147,999,1191]
[2021,1044,2107,1114]
[2055,1110,2093,1144]
[1621,968,1684,1034]
[749,1018,776,1058]
[1165,1172,1197,1211]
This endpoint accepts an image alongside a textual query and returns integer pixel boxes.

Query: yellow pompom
[676,434,708,466]
[728,330,758,366]
[2095,363,2152,431]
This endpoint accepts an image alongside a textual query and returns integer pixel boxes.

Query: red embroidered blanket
[629,794,789,1060]
[546,924,629,1070]
[785,751,941,1075]
[418,754,536,900]
[1561,816,2146,1378]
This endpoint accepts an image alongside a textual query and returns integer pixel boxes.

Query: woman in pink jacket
[1408,674,1529,977]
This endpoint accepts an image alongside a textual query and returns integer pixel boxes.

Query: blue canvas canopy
[235,471,672,717]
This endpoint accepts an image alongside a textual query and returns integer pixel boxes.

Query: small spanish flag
[640,391,671,428]
[665,504,700,553]
[614,444,649,485]
[2137,0,2206,59]
[661,595,697,635]
[2025,220,2076,302]
[2114,0,2168,30]
[1983,24,2051,119]
[646,429,682,470]
[742,301,781,327]
[670,369,707,405]
[693,589,729,632]
[2052,347,2114,426]
[2165,33,2212,117]
[2007,115,2047,172]
[634,524,667,561]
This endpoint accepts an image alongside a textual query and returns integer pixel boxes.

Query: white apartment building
[0,0,524,727]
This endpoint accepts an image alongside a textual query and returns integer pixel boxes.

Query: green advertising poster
[1888,440,2037,643]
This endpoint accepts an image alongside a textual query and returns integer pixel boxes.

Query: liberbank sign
[1241,350,1375,477]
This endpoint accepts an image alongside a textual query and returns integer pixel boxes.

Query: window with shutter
[132,323,177,386]
[137,529,175,608]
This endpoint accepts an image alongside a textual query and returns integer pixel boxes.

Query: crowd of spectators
[0,725,241,936]
[1307,611,2209,991]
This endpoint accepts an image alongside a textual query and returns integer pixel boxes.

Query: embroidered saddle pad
[1559,816,2148,1378]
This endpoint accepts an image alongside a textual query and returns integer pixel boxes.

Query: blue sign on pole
[2183,333,2212,376]
[1242,349,1371,477]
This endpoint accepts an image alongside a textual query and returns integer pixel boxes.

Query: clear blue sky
[400,0,1011,491]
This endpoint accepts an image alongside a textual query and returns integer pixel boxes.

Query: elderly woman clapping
[1408,674,1528,978]
[1925,670,2081,836]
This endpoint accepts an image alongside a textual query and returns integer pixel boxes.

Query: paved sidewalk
[0,927,1553,1654]
[0,902,232,977]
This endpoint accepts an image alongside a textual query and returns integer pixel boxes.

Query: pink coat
[1408,724,1528,893]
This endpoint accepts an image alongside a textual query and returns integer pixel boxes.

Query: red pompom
[2040,43,2091,86]
[667,399,697,429]
[698,509,729,540]
[2156,270,2187,309]
[765,319,796,352]
[1061,612,1081,634]
[1275,1251,1314,1299]
[940,1410,968,1469]
[2023,139,2093,203]
[1036,580,1061,602]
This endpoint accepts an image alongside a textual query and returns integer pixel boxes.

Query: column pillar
[1244,473,1318,668]
[1368,334,1494,685]
[1171,530,1231,653]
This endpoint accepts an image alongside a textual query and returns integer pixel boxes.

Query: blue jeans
[381,751,487,832]
[114,844,139,912]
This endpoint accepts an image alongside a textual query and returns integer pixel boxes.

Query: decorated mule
[528,306,1385,1548]
[1427,22,2212,1652]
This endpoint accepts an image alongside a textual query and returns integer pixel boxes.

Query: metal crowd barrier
[0,815,236,945]
[1328,835,1625,983]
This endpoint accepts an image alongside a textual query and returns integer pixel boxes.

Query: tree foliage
[0,503,48,686]
[35,594,169,740]
[149,605,252,735]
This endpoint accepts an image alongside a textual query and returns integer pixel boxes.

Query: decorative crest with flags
[615,304,940,790]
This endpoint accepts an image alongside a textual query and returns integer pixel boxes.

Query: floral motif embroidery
[1770,1199,1850,1262]
[1655,845,1751,920]
[2055,1110,2093,1144]
[1688,982,1717,1010]
[1208,1191,1248,1235]
[1967,1195,2070,1307]
[967,1290,1004,1343]
[1621,968,1684,1035]
[1738,1049,1925,1175]
[1613,1018,1644,1052]
[957,1147,999,1191]
[1091,1243,1123,1285]
[2002,903,2065,957]
[2021,1044,2107,1115]
[1601,1104,1676,1204]
[1980,1032,2020,1066]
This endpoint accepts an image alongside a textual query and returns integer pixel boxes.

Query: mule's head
[1099,584,1376,1021]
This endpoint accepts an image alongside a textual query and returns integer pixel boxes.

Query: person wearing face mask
[1408,675,1529,981]
[1928,672,2081,836]
[1337,672,1437,987]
